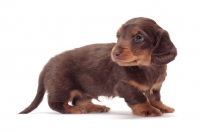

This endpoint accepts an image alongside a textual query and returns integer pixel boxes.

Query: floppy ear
[151,30,177,65]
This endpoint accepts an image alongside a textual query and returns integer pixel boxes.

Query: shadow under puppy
[20,17,177,116]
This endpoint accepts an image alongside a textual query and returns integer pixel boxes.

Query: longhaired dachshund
[20,17,177,116]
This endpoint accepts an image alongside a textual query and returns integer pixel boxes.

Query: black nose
[113,48,123,59]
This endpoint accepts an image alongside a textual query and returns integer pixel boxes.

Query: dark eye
[116,34,120,39]
[134,34,143,42]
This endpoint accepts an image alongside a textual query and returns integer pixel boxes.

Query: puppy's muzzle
[112,48,123,60]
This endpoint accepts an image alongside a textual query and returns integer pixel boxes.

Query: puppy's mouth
[111,54,151,66]
[111,47,151,66]
[114,59,139,66]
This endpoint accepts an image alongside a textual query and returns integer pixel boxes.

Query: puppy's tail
[19,72,45,114]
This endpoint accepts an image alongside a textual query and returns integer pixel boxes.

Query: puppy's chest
[127,66,166,93]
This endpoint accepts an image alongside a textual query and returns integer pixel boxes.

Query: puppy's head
[111,17,177,66]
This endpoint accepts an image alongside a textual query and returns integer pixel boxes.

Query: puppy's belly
[76,74,115,97]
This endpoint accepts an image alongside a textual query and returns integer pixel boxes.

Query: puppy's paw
[159,106,175,113]
[150,101,175,113]
[63,103,87,114]
[131,102,162,117]
[87,105,110,113]
[135,107,162,117]
[66,107,87,114]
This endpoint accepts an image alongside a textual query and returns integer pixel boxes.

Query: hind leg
[48,90,87,114]
[48,100,87,114]
[48,99,65,114]
[72,97,110,113]
[48,98,87,114]
[63,102,87,114]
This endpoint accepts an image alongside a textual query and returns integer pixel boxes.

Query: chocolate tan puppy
[20,17,177,116]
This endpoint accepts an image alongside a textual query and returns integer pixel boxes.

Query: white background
[1,0,200,131]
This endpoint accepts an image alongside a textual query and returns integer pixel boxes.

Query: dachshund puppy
[20,17,177,116]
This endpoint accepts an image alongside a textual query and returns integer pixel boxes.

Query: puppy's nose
[113,48,123,59]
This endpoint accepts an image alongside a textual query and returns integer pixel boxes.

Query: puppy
[19,17,177,116]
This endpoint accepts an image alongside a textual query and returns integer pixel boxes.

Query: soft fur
[19,17,177,116]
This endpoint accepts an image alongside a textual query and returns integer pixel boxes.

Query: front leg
[146,89,175,113]
[114,81,162,117]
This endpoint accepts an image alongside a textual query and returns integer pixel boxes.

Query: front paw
[157,105,175,113]
[151,101,175,113]
[131,102,162,117]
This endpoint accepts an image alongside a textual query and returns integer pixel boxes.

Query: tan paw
[131,102,162,117]
[157,106,175,113]
[66,107,87,114]
[151,101,175,113]
[87,105,110,113]
[63,103,87,114]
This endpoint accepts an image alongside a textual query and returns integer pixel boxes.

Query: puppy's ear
[151,30,177,65]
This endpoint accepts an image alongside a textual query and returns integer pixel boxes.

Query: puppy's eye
[134,34,143,42]
[116,34,120,38]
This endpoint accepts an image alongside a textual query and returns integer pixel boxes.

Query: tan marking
[75,99,110,113]
[111,46,117,62]
[116,61,138,66]
[129,80,149,91]
[132,28,139,35]
[75,99,91,107]
[111,46,151,66]
[150,101,175,113]
[150,82,162,95]
[130,102,162,116]
[118,48,137,62]
[63,102,87,114]
[152,82,163,88]
[68,90,82,102]
[143,92,150,102]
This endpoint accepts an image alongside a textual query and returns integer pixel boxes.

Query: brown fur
[19,17,177,116]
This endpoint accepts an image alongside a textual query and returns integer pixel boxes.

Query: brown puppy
[19,17,177,116]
